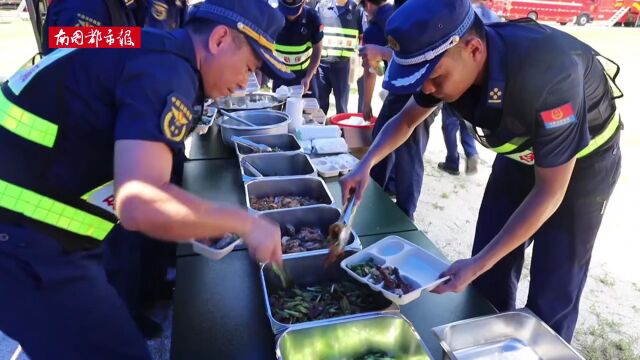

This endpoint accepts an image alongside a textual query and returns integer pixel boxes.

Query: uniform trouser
[317,60,350,114]
[471,135,621,342]
[369,93,434,218]
[442,105,478,169]
[272,75,319,100]
[0,223,151,360]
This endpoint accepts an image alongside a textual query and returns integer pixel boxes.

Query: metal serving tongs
[325,194,358,267]
[231,135,275,153]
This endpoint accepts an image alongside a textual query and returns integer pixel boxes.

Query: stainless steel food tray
[245,176,334,213]
[259,205,361,258]
[240,152,316,182]
[260,250,399,334]
[276,313,433,360]
[432,310,584,360]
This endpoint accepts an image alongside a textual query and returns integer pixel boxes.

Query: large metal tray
[260,250,399,334]
[432,311,584,360]
[211,92,285,112]
[235,134,303,158]
[240,152,316,182]
[276,313,433,360]
[259,205,361,258]
[245,176,334,213]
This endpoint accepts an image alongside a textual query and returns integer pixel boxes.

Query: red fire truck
[488,0,640,26]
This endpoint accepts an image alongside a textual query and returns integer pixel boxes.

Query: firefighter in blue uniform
[41,0,189,339]
[315,0,364,114]
[359,0,437,219]
[342,0,622,342]
[0,0,289,358]
[273,0,324,96]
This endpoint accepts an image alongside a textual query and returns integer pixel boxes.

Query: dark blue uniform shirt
[275,6,323,79]
[362,3,393,47]
[444,21,616,168]
[2,29,201,201]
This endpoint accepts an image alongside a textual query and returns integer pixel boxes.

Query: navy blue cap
[279,0,304,17]
[382,0,476,94]
[188,0,294,80]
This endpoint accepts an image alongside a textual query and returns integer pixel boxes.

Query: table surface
[186,127,237,161]
[170,230,496,360]
[177,160,416,257]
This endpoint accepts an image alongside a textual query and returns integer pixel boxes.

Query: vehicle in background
[487,0,640,27]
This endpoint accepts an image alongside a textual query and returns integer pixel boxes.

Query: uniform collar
[173,29,198,70]
[484,26,507,109]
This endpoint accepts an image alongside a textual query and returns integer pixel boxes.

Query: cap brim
[382,53,443,94]
[279,3,303,17]
[247,40,294,81]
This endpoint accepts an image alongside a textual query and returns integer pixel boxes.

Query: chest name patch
[162,93,192,142]
[540,103,576,129]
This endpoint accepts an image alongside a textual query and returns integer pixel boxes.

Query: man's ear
[464,36,485,62]
[207,25,230,54]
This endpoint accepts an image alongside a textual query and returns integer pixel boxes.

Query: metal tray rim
[239,153,318,182]
[234,133,303,159]
[274,313,433,360]
[259,261,400,335]
[244,176,336,214]
[431,310,585,360]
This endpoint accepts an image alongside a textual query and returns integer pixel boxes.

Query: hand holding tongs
[325,194,358,266]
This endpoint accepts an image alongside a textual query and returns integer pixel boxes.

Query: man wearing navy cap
[0,0,291,358]
[341,0,622,342]
[273,0,324,96]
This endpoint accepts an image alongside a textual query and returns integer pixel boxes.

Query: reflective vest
[0,30,197,248]
[0,88,117,242]
[317,0,361,59]
[478,111,621,165]
[275,41,313,72]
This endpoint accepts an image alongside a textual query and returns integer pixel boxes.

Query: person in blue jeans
[439,105,479,175]
[437,0,500,176]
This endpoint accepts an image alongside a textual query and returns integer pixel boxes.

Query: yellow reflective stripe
[577,112,620,158]
[81,181,113,201]
[275,41,312,53]
[323,26,359,37]
[275,48,313,65]
[321,49,356,57]
[288,58,312,71]
[492,136,529,153]
[0,91,58,148]
[0,179,115,240]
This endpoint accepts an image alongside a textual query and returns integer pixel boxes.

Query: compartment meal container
[245,176,334,214]
[240,152,316,182]
[432,311,584,360]
[234,134,303,158]
[217,110,290,147]
[259,205,361,258]
[210,92,285,112]
[341,235,450,305]
[260,250,400,334]
[276,313,433,360]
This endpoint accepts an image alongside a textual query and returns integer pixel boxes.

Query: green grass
[575,307,640,360]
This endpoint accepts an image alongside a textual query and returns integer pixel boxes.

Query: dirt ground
[0,14,638,360]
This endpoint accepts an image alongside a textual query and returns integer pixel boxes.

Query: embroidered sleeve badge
[540,103,577,129]
[161,93,192,142]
